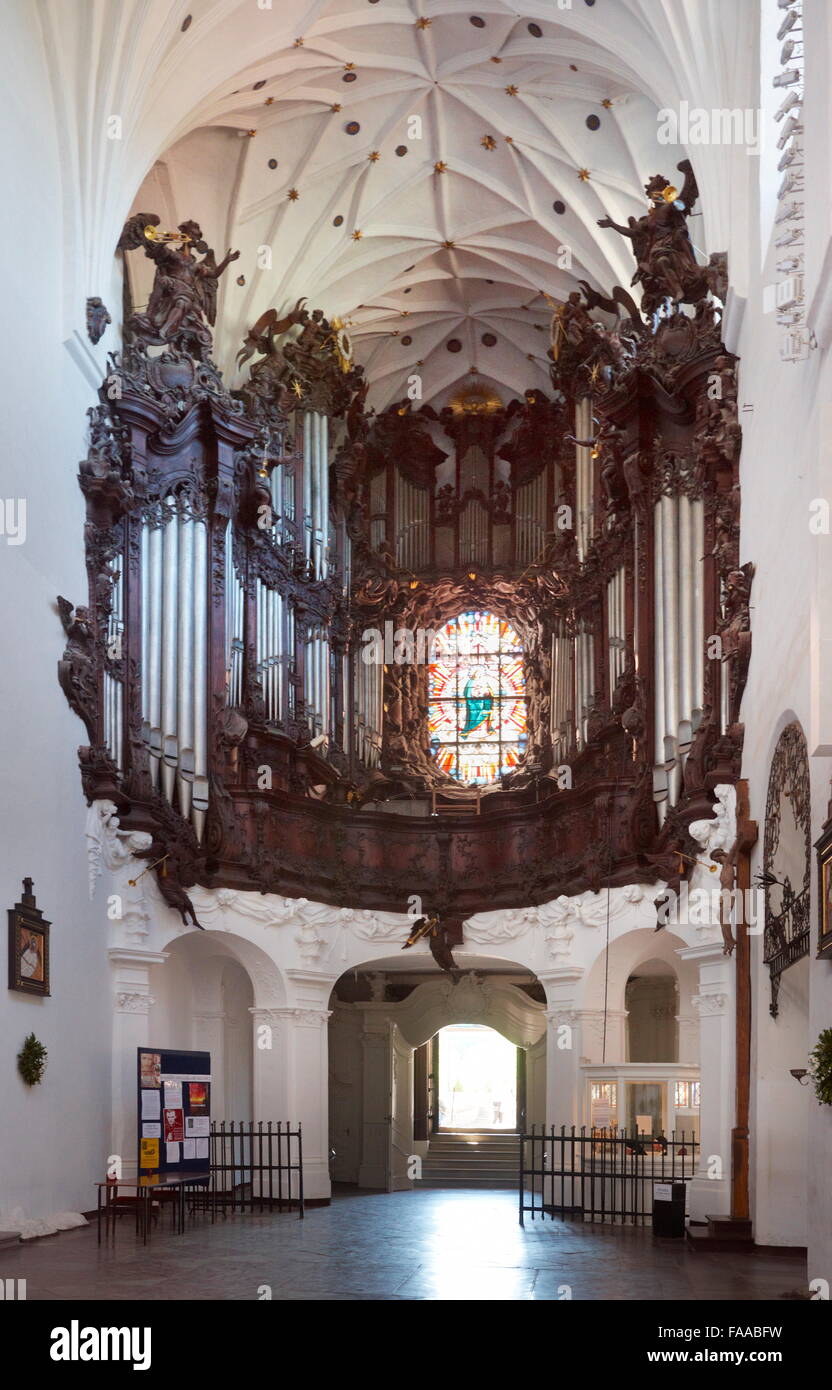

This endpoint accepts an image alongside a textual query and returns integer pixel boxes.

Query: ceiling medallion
[268,158,278,169]
[528,22,542,37]
[253,80,266,91]
[346,120,360,134]
[343,72,357,83]
[490,57,502,64]
[236,275,245,286]
[352,229,363,240]
[264,97,275,106]
[416,16,432,27]
[396,145,408,156]
[434,161,448,174]
[368,150,381,161]
[401,335,413,346]
[293,38,304,48]
[442,240,456,250]
[586,114,601,131]
[577,168,591,181]
[553,199,566,214]
[446,338,462,352]
[481,134,497,151]
[287,187,300,200]
[505,85,519,96]
[602,98,613,109]
[333,215,344,226]
[481,332,497,346]
[331,103,342,112]
[470,16,486,26]
[181,14,192,31]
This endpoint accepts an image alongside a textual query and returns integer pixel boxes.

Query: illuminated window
[428,611,527,784]
[675,1081,701,1108]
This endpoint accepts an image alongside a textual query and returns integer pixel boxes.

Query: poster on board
[136,1048,211,1186]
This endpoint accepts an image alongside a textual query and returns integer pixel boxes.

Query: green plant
[809,1028,832,1107]
[17,1032,48,1086]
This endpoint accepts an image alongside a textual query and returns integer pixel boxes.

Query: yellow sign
[139,1138,159,1170]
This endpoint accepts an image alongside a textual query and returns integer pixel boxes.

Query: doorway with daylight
[434,1024,521,1133]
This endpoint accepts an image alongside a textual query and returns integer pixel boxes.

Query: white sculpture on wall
[85,799,153,941]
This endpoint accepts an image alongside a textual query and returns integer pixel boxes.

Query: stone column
[249,977,333,1202]
[108,947,167,1183]
[678,941,735,1222]
[540,968,584,1128]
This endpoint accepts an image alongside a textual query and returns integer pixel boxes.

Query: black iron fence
[519,1126,699,1227]
[192,1121,304,1220]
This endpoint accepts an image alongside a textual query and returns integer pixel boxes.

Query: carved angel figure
[119,214,239,359]
[597,161,711,316]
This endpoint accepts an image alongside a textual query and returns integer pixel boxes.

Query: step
[686,1218,755,1254]
[417,1178,517,1189]
[0,1232,21,1250]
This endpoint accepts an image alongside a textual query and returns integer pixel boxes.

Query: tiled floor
[3,1187,807,1301]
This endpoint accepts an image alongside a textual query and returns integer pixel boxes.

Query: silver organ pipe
[161,497,179,804]
[607,566,627,701]
[176,514,195,820]
[320,412,329,579]
[303,412,313,565]
[459,497,488,568]
[104,553,124,772]
[139,502,209,839]
[573,619,595,750]
[551,622,574,760]
[192,520,208,839]
[255,579,286,724]
[354,645,382,767]
[146,517,163,787]
[653,494,705,817]
[224,524,245,707]
[575,397,594,561]
[395,471,430,571]
[516,473,546,567]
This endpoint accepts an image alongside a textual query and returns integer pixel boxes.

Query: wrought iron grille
[519,1126,699,1227]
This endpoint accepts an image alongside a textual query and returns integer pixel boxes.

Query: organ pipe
[653,494,705,817]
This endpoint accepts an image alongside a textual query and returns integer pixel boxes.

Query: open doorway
[434,1024,520,1132]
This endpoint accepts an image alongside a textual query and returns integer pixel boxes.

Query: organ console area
[61,212,749,922]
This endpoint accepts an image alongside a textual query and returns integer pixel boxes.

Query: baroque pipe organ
[59,200,750,923]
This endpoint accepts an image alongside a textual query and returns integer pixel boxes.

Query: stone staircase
[417,1132,520,1188]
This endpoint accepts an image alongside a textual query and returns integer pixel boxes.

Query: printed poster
[166,1141,180,1165]
[182,1139,196,1160]
[163,1080,183,1109]
[196,1138,209,1160]
[141,1089,161,1121]
[140,1052,161,1088]
[185,1115,210,1137]
[164,1108,185,1143]
[188,1082,208,1112]
[140,1138,159,1170]
[142,1123,161,1139]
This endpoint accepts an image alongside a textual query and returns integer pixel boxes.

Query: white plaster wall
[729,0,832,1265]
[0,3,116,1229]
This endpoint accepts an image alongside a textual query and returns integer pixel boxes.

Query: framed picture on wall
[8,878,50,996]
[816,823,832,960]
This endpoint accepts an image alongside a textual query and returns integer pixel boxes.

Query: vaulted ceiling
[38,0,759,405]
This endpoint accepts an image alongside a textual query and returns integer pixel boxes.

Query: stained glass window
[428,611,527,784]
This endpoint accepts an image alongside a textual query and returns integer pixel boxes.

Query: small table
[96,1174,209,1245]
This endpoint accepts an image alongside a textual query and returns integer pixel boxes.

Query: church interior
[1,0,831,1323]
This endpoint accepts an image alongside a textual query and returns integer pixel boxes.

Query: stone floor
[3,1187,807,1301]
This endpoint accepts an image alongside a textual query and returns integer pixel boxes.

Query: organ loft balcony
[58,205,750,924]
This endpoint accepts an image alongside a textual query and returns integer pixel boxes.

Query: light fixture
[790,1068,809,1086]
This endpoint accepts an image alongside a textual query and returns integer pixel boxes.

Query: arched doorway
[328,958,546,1190]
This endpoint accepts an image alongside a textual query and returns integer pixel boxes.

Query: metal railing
[195,1121,304,1220]
[519,1126,699,1227]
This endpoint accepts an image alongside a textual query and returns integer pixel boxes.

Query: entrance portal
[435,1024,519,1132]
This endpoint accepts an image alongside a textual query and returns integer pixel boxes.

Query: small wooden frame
[8,878,50,996]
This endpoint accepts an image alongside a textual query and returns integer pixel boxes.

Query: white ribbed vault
[38,0,757,402]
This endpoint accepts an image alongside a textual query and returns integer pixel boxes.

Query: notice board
[137,1048,211,1183]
